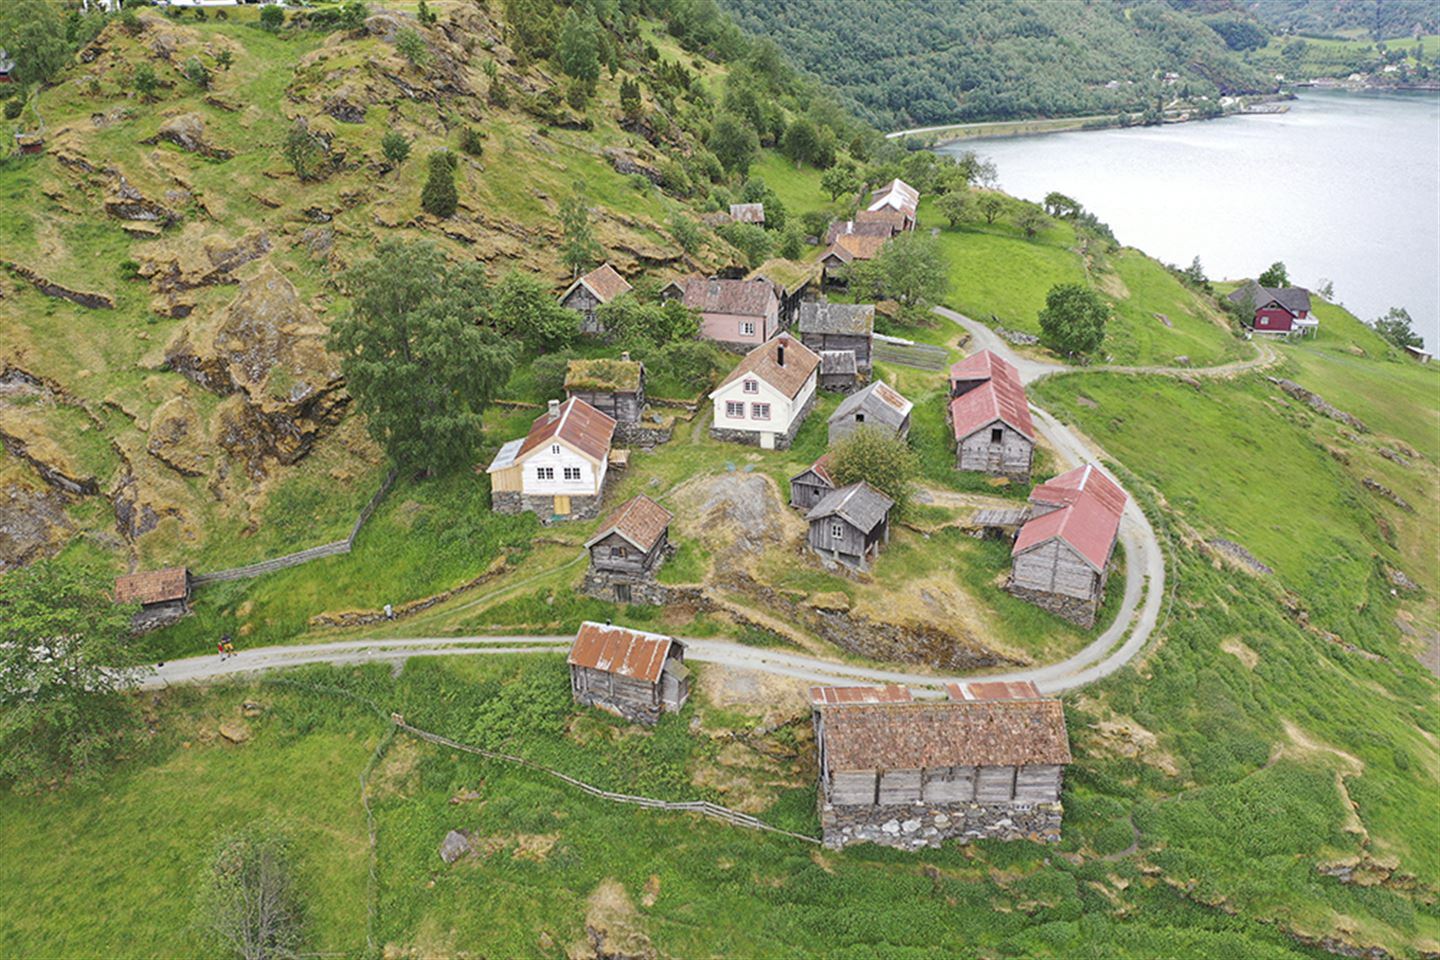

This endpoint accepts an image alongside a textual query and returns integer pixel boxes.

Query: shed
[828,380,912,444]
[729,202,765,224]
[796,301,874,377]
[581,494,673,604]
[789,452,836,510]
[114,566,192,631]
[818,350,859,392]
[565,354,645,424]
[806,482,893,571]
[568,621,690,724]
[948,351,1035,478]
[1403,344,1431,364]
[1010,464,1126,627]
[559,263,632,335]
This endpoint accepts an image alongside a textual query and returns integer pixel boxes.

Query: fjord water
[942,90,1440,350]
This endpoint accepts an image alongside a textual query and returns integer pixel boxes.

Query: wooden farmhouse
[825,218,897,245]
[558,263,632,335]
[729,202,765,224]
[949,350,1036,478]
[806,481,894,571]
[810,683,1071,849]
[1404,343,1432,364]
[709,334,820,450]
[667,277,780,352]
[487,397,616,522]
[820,233,889,290]
[828,380,912,444]
[580,494,673,605]
[565,355,645,424]
[568,621,690,725]
[866,178,920,231]
[789,452,835,511]
[1226,280,1317,336]
[114,566,193,631]
[797,301,874,389]
[1010,464,1127,627]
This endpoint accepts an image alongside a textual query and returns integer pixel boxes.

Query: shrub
[339,1,369,29]
[381,130,410,166]
[668,213,701,255]
[182,56,211,90]
[2,99,21,121]
[259,3,284,31]
[132,63,158,101]
[396,27,430,68]
[197,827,305,960]
[420,150,458,217]
[828,425,920,516]
[282,119,325,181]
[118,259,140,281]
[458,125,484,157]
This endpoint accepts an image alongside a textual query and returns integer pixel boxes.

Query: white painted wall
[711,370,813,440]
[517,442,605,496]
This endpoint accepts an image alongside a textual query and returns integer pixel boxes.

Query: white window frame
[725,401,745,419]
[536,466,555,481]
[743,379,759,394]
[740,321,756,337]
[751,402,771,421]
[563,466,582,481]
[830,521,845,540]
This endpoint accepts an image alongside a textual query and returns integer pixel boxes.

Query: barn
[796,301,874,383]
[580,494,673,605]
[1010,464,1127,627]
[567,621,690,725]
[806,481,894,571]
[789,452,835,511]
[114,566,193,631]
[948,350,1035,478]
[828,380,912,444]
[559,263,632,335]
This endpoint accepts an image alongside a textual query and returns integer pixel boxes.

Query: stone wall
[580,568,671,606]
[573,689,663,726]
[1006,582,1099,628]
[615,420,672,449]
[491,490,603,523]
[820,800,1064,850]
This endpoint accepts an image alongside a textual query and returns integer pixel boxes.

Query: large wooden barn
[567,621,690,725]
[1010,464,1127,627]
[948,350,1036,478]
[796,301,875,381]
[810,683,1071,849]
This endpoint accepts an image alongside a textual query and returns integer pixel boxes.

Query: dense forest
[719,0,1273,129]
[1221,0,1440,40]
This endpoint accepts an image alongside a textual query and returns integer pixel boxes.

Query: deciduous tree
[1038,283,1108,357]
[1016,206,1049,239]
[0,0,71,86]
[491,269,578,352]
[935,189,972,227]
[872,231,948,310]
[829,426,919,517]
[708,112,759,176]
[977,192,1004,224]
[559,187,601,278]
[199,826,305,960]
[1371,306,1423,350]
[820,163,859,202]
[1258,261,1289,288]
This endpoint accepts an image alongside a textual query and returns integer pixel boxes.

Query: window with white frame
[551,444,561,455]
[563,466,581,481]
[751,402,771,420]
[830,521,845,540]
[743,379,759,394]
[536,466,555,481]
[740,321,756,337]
[725,401,745,418]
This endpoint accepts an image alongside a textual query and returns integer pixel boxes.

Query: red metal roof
[568,621,675,683]
[948,349,1012,384]
[947,680,1042,701]
[810,685,914,705]
[517,397,616,463]
[811,452,835,486]
[949,350,1034,441]
[1014,465,1126,571]
[114,567,189,605]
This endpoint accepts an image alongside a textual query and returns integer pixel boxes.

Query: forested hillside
[1230,0,1440,40]
[720,0,1273,128]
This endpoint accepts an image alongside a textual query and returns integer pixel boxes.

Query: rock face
[0,480,73,572]
[146,394,208,477]
[143,113,233,159]
[165,263,346,477]
[105,173,181,225]
[439,830,472,864]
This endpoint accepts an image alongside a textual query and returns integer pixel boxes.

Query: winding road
[136,307,1279,698]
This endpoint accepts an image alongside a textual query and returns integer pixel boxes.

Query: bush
[458,125,484,157]
[396,27,431,68]
[420,149,458,217]
[259,3,284,31]
[1038,283,1108,357]
[828,425,920,516]
[182,56,211,90]
[282,119,325,181]
[380,130,410,166]
[132,63,158,101]
[531,351,576,398]
[641,340,727,390]
[2,99,20,121]
[198,826,305,960]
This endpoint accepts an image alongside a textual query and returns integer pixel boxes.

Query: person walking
[217,638,227,661]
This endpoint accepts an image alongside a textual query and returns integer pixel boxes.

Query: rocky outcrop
[139,228,271,295]
[142,113,233,159]
[1268,377,1369,432]
[0,479,73,572]
[1362,478,1414,513]
[1,260,115,310]
[146,394,208,477]
[105,173,181,225]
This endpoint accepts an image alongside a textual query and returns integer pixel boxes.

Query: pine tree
[420,150,458,218]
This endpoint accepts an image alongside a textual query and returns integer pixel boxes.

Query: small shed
[581,494,673,604]
[568,621,690,724]
[729,202,765,225]
[828,380,912,444]
[1010,465,1126,627]
[789,452,836,510]
[114,566,192,631]
[806,482,894,571]
[565,354,645,424]
[818,350,859,393]
[559,263,632,335]
[796,301,874,377]
[1403,344,1432,364]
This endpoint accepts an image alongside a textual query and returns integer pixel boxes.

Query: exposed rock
[323,93,368,124]
[0,479,73,571]
[1206,538,1273,575]
[0,412,101,497]
[146,394,208,477]
[143,112,233,159]
[1384,567,1419,592]
[569,879,655,960]
[1377,446,1410,466]
[603,147,663,184]
[1361,477,1413,513]
[105,173,181,225]
[1,260,115,310]
[139,227,271,294]
[439,829,472,864]
[806,591,851,613]
[1267,377,1368,432]
[218,719,251,743]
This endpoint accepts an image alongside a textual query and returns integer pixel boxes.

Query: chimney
[776,340,786,367]
[548,399,561,420]
[620,351,631,363]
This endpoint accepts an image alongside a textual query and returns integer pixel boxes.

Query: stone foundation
[131,601,190,634]
[1006,582,1099,628]
[615,420,672,448]
[708,391,815,451]
[820,800,1064,850]
[580,568,671,606]
[490,490,603,524]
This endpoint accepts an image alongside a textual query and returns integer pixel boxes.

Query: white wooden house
[487,397,616,522]
[708,334,820,450]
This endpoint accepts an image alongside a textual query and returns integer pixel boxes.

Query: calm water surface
[941,90,1440,350]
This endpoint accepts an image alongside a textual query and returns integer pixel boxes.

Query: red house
[1227,280,1316,336]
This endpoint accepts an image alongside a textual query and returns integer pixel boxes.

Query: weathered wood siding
[1014,764,1063,802]
[829,410,909,445]
[830,770,879,805]
[878,769,923,804]
[921,765,976,803]
[957,422,1034,475]
[808,516,865,559]
[789,471,832,509]
[1012,540,1102,602]
[799,331,871,371]
[975,766,1019,803]
[567,385,645,424]
[571,664,660,708]
[562,286,604,334]
[588,529,665,576]
[826,763,1059,806]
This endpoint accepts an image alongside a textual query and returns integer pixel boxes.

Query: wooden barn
[810,689,1071,849]
[581,494,673,605]
[558,263,632,335]
[114,566,192,631]
[818,350,859,392]
[806,482,893,571]
[565,354,645,424]
[789,452,836,510]
[796,301,874,380]
[1010,464,1127,627]
[828,380,912,444]
[820,233,888,289]
[948,350,1036,478]
[567,621,690,725]
[866,178,920,231]
[729,202,765,224]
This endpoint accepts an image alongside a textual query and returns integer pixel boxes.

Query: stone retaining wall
[615,421,672,448]
[820,800,1063,850]
[580,568,671,606]
[491,490,603,523]
[1006,582,1099,628]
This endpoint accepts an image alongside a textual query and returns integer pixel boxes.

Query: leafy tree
[492,269,578,352]
[420,149,458,217]
[977,193,1004,224]
[1206,16,1267,52]
[1015,206,1049,239]
[2,97,20,120]
[1180,256,1209,290]
[199,826,305,960]
[777,224,805,260]
[669,212,702,255]
[739,176,787,231]
[1258,261,1289,288]
[504,0,557,66]
[781,116,821,165]
[1371,307,1423,350]
[329,240,513,474]
[636,339,728,387]
[1038,283,1108,357]
[0,560,149,786]
[558,187,601,279]
[182,56,211,90]
[259,3,284,31]
[282,119,326,182]
[556,8,600,89]
[339,1,369,29]
[381,130,410,166]
[820,163,859,202]
[596,294,698,348]
[828,425,919,517]
[935,189,972,227]
[396,27,431,68]
[133,62,158,101]
[0,0,71,87]
[708,112,759,176]
[717,221,771,269]
[871,231,948,310]
[800,209,831,241]
[1042,191,1081,218]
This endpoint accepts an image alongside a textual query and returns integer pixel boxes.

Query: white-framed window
[563,466,582,481]
[830,521,845,540]
[725,401,745,418]
[743,379,759,394]
[536,466,555,481]
[551,444,561,455]
[751,402,771,420]
[740,321,756,337]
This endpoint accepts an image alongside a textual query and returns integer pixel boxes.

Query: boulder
[105,173,181,225]
[0,478,72,572]
[144,113,233,159]
[218,720,251,743]
[439,829,472,864]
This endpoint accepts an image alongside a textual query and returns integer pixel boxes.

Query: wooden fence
[192,468,398,585]
[394,719,821,845]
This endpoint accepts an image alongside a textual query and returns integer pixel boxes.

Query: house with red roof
[580,494,673,605]
[487,397,616,522]
[568,621,690,724]
[1009,464,1127,627]
[948,350,1036,477]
